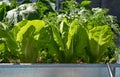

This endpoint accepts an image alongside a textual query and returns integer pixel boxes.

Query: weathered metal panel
[0,64,111,77]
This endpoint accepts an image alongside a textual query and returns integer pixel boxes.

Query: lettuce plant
[12,20,45,63]
[0,22,19,63]
[87,25,114,63]
[0,0,119,63]
[57,0,119,63]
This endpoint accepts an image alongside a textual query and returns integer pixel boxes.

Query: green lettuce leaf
[67,19,89,62]
[14,20,45,63]
[88,25,114,63]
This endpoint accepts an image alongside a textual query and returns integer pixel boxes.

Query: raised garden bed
[0,64,120,77]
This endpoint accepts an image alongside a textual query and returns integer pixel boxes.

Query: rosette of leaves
[49,18,115,63]
[12,20,46,63]
[57,0,120,63]
[11,15,89,63]
[87,25,115,63]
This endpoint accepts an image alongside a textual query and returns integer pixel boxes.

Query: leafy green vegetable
[0,22,19,63]
[42,16,90,63]
[37,25,59,63]
[57,0,119,63]
[0,0,119,63]
[88,25,114,63]
[13,20,45,63]
[66,19,89,62]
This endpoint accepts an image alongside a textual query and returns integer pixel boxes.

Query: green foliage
[13,20,45,63]
[0,0,119,63]
[0,22,19,63]
[42,17,90,63]
[0,0,18,21]
[9,0,18,10]
[5,3,40,25]
[80,0,91,9]
[88,25,114,63]
[42,11,115,63]
[0,3,6,21]
[66,19,89,62]
[5,0,56,25]
[51,0,119,63]
[36,0,56,19]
